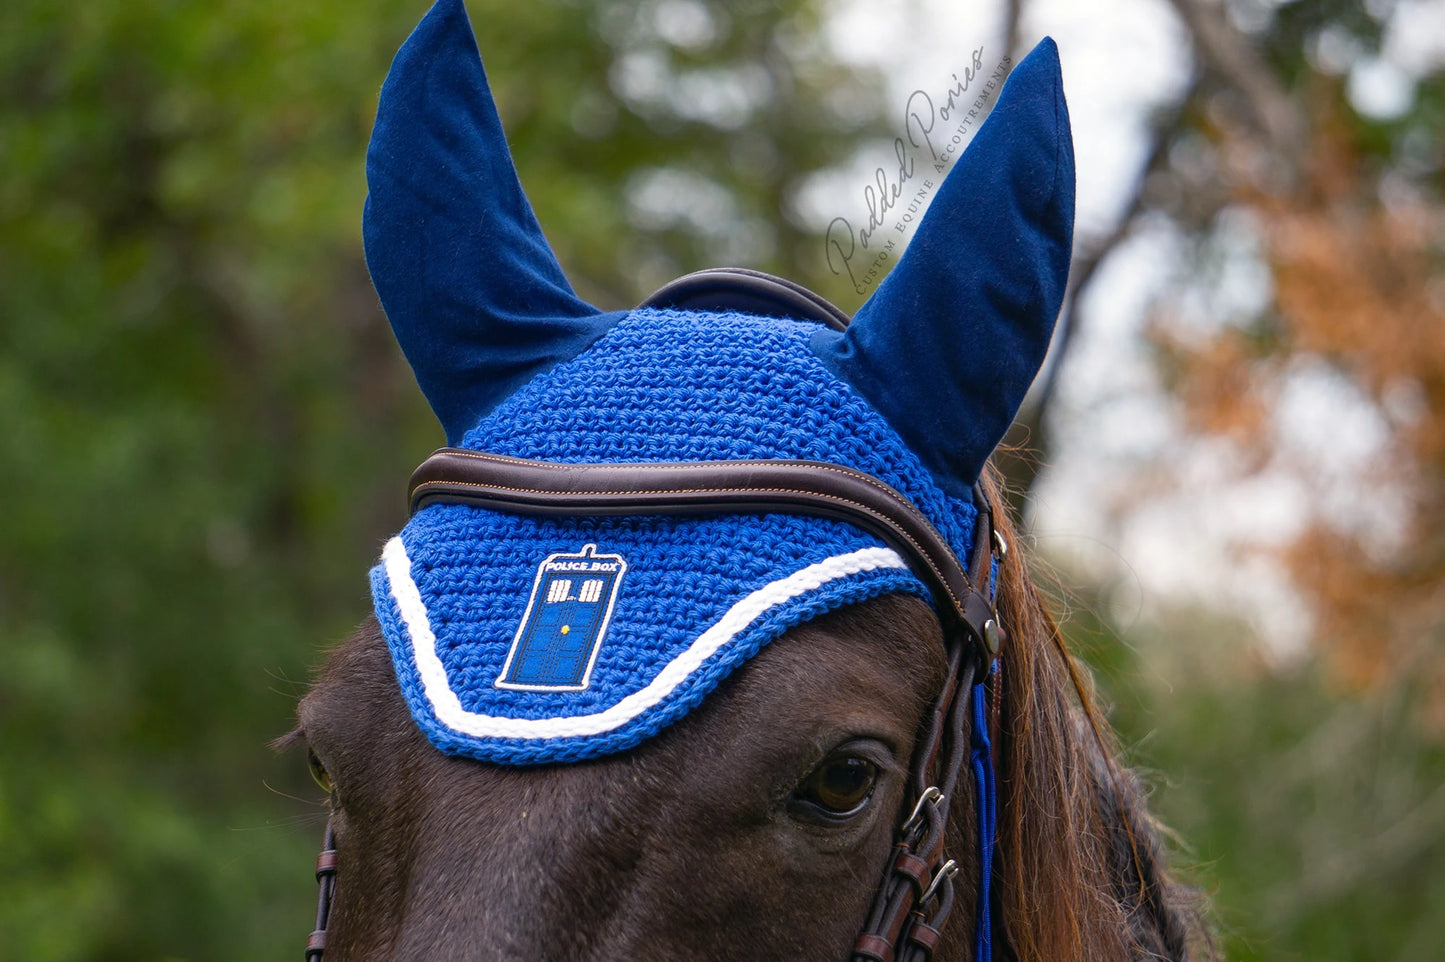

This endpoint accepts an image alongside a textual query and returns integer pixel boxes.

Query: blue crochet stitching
[373,309,980,766]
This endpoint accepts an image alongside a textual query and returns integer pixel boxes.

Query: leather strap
[408,449,997,651]
[305,821,337,961]
[638,267,852,331]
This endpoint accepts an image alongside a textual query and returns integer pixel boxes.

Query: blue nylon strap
[972,551,1002,962]
[971,670,998,962]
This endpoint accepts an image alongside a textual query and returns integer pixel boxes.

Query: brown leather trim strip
[407,448,990,637]
[892,851,933,893]
[905,917,944,955]
[852,934,896,962]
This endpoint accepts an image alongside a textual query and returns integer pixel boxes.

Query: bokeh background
[3,0,1443,957]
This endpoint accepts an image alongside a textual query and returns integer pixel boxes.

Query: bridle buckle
[918,858,959,908]
[901,785,944,837]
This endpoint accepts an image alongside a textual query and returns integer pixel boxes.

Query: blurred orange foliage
[1163,98,1445,706]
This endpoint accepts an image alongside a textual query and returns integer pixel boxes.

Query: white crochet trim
[381,536,909,741]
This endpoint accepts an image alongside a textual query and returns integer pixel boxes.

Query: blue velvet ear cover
[811,38,1076,494]
[362,0,625,443]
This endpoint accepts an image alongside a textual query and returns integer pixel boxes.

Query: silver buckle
[919,858,959,906]
[901,786,944,835]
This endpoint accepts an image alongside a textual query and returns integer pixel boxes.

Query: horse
[287,2,1211,959]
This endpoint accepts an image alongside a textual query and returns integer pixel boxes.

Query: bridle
[303,270,1010,962]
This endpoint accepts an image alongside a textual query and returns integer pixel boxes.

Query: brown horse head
[289,1,1210,957]
[297,476,1206,959]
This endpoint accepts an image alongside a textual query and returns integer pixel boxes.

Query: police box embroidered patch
[496,544,627,691]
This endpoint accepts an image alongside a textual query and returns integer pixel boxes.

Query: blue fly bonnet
[364,0,1074,769]
[350,2,1075,957]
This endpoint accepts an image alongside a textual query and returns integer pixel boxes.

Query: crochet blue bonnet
[364,0,1074,766]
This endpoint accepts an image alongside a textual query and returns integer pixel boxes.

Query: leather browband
[408,448,998,651]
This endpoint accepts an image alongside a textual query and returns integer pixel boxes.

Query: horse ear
[811,38,1075,493]
[363,0,621,443]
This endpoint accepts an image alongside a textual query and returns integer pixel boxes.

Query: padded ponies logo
[497,545,628,692]
[826,49,1011,294]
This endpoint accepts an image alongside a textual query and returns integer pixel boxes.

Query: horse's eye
[793,756,878,818]
[308,749,335,795]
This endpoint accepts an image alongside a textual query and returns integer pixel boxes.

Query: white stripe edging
[381,537,908,741]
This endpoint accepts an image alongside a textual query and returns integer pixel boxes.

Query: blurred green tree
[1069,591,1445,962]
[0,0,891,955]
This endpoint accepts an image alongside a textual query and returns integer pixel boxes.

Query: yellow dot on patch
[560,625,570,634]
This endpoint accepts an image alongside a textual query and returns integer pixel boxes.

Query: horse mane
[974,468,1213,961]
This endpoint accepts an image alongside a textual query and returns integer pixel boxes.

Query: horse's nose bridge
[400,760,657,954]
[520,763,657,903]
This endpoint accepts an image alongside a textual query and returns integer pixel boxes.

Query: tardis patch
[496,544,627,691]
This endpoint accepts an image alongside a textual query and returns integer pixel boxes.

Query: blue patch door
[497,545,627,691]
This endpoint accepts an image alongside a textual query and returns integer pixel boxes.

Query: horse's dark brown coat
[302,597,953,960]
[297,478,1211,960]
